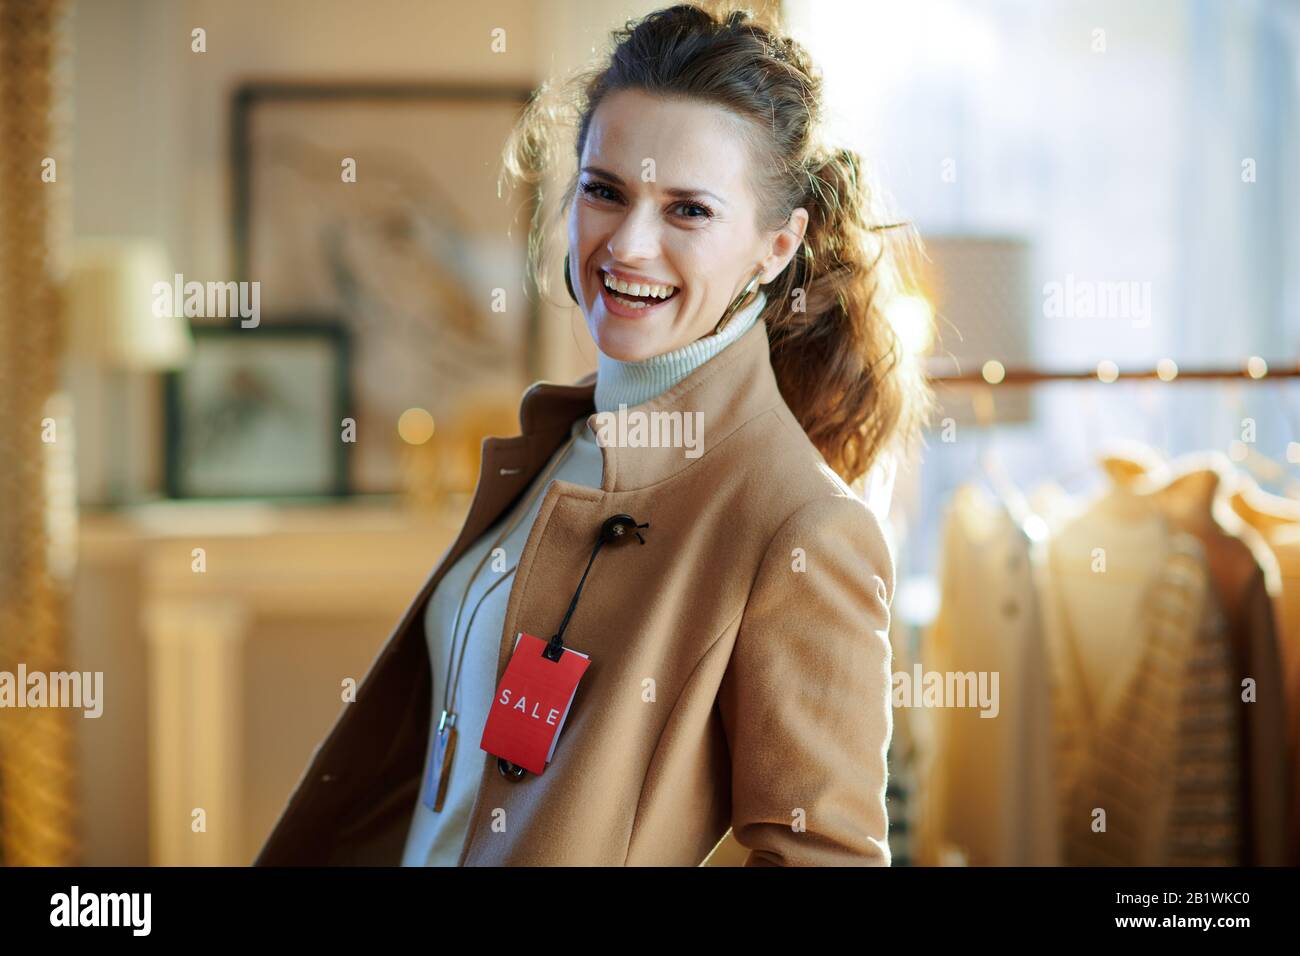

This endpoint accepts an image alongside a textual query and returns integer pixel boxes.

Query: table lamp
[62,237,193,506]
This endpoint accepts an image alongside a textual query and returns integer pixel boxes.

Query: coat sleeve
[717,492,896,866]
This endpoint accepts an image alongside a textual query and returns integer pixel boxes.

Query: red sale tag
[480,632,591,775]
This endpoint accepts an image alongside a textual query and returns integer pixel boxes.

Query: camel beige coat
[253,318,896,866]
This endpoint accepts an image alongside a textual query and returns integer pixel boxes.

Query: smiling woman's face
[568,88,807,361]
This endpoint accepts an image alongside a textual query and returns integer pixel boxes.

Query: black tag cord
[543,513,649,662]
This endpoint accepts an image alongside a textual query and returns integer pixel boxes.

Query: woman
[255,2,932,867]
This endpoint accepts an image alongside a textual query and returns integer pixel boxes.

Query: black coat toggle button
[498,757,527,780]
[600,513,649,545]
[543,512,651,663]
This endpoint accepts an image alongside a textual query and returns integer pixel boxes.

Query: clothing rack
[926,360,1300,385]
[918,356,1300,502]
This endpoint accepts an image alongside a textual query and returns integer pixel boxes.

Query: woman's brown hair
[502,1,935,487]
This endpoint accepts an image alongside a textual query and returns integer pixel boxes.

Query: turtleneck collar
[593,288,767,415]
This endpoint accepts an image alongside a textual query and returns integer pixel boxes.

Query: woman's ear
[761,206,809,280]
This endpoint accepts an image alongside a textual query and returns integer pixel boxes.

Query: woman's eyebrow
[581,165,728,208]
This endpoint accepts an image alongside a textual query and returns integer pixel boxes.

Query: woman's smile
[597,266,681,319]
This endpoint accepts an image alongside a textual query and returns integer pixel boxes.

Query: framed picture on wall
[231,81,542,495]
[163,321,351,499]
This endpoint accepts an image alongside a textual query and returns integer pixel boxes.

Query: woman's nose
[606,206,662,261]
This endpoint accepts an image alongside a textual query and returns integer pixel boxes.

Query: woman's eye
[581,182,618,202]
[676,202,713,220]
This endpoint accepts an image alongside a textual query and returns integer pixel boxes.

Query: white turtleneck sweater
[401,290,767,866]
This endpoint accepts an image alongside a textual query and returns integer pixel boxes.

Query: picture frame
[163,320,351,500]
[230,81,541,495]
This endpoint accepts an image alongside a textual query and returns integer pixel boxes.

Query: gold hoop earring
[563,252,580,305]
[714,270,763,335]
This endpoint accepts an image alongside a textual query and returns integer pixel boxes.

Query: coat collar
[512,316,783,492]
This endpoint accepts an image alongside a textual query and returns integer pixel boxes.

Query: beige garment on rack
[1038,482,1241,865]
[1104,452,1289,865]
[914,483,1059,866]
[1228,485,1300,866]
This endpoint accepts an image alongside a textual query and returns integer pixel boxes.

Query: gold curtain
[0,0,76,866]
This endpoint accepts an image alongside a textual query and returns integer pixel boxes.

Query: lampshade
[918,235,1034,425]
[65,237,192,370]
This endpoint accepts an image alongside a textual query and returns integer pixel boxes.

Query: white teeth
[602,271,677,299]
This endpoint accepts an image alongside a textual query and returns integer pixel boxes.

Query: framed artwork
[230,81,541,495]
[164,321,350,499]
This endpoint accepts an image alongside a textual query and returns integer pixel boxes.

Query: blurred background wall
[69,0,652,504]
